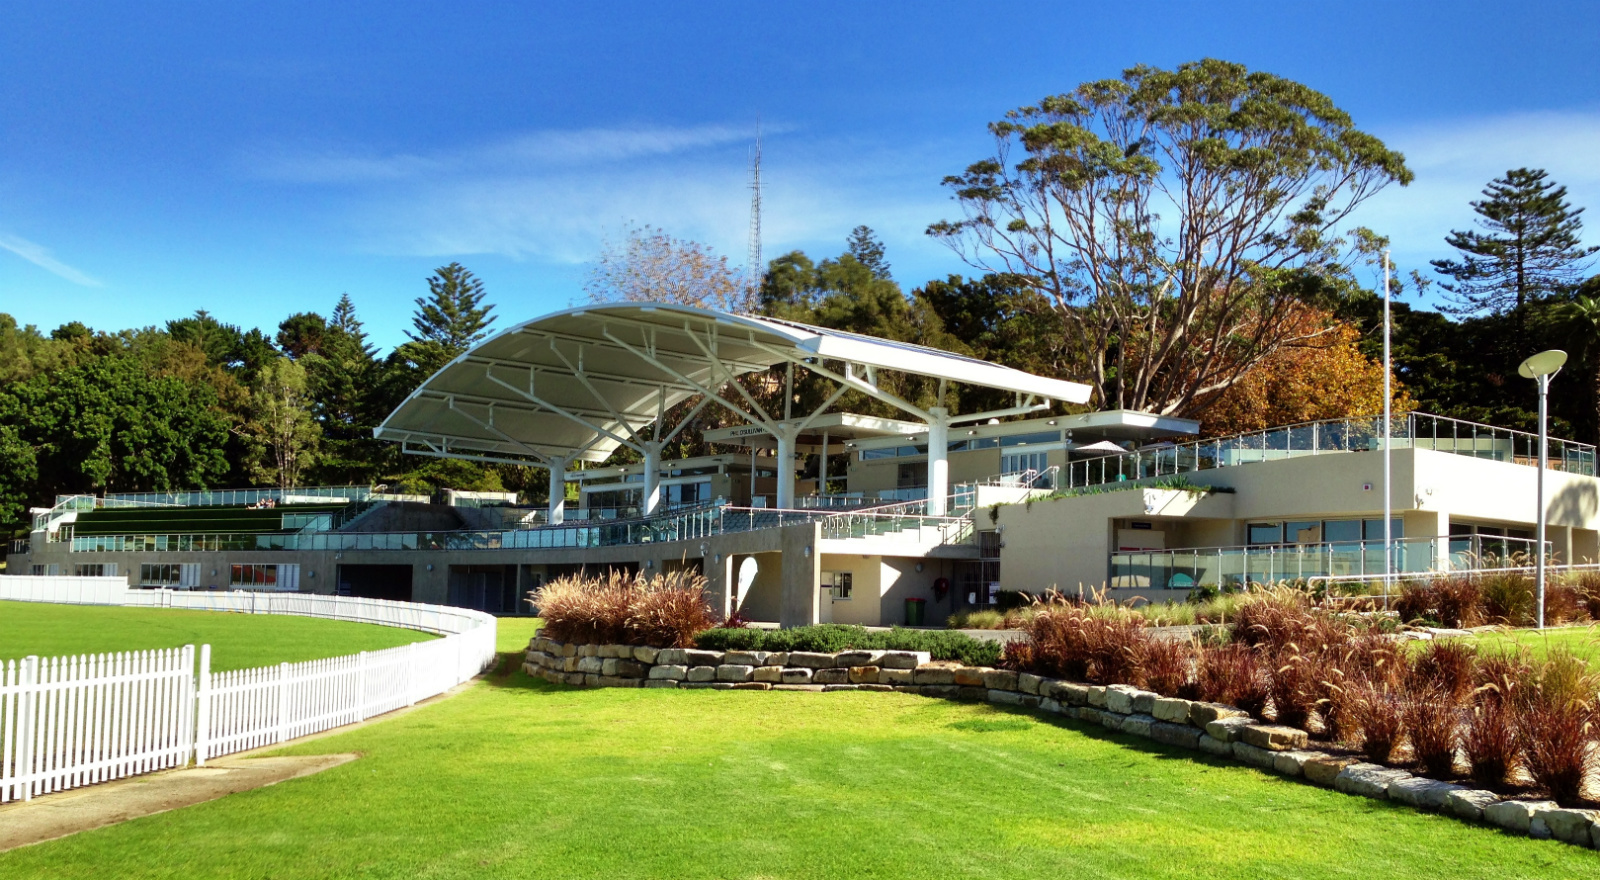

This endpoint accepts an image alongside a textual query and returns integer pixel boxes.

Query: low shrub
[947,610,1004,629]
[530,570,714,648]
[693,624,1003,666]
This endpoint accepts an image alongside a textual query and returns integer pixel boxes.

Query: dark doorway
[337,564,414,602]
[448,564,520,614]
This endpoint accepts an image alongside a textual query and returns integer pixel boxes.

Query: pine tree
[846,226,891,280]
[1433,168,1599,314]
[329,293,376,360]
[406,263,497,357]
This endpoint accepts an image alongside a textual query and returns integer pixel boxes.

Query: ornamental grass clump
[1141,637,1198,699]
[1397,641,1480,777]
[1196,642,1270,720]
[1394,576,1482,628]
[529,569,714,648]
[1465,651,1531,787]
[1339,676,1407,765]
[1480,572,1536,626]
[1514,648,1600,806]
[1016,601,1151,686]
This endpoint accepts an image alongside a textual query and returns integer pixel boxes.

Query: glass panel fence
[1067,413,1596,491]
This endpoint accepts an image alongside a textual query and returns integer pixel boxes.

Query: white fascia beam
[947,400,1051,425]
[400,444,551,469]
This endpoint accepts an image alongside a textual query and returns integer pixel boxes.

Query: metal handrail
[1066,412,1599,490]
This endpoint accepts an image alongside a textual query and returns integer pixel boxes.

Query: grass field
[495,616,542,654]
[0,600,436,671]
[1457,624,1600,670]
[2,668,1593,878]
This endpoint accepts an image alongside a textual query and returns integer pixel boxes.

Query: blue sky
[2,1,1597,353]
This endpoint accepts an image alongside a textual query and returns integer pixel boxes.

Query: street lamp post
[1518,349,1567,629]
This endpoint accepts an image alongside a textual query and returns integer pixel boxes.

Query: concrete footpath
[0,753,359,852]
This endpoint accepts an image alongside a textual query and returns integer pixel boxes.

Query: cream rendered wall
[995,447,1600,594]
[820,553,882,625]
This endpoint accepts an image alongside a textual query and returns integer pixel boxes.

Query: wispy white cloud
[248,123,774,185]
[0,233,103,287]
[245,121,964,286]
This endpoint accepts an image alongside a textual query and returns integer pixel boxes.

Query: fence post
[276,662,290,744]
[356,651,368,722]
[194,645,212,766]
[406,642,418,707]
[16,656,37,802]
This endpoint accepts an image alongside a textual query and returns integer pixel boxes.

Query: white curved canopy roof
[375,303,1092,466]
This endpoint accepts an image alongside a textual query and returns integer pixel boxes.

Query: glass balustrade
[1066,413,1597,491]
[1109,534,1553,589]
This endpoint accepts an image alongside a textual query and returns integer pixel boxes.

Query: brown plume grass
[529,569,715,648]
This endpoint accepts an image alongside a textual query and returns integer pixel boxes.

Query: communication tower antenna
[747,121,763,292]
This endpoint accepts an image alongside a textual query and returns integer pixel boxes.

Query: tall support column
[775,424,796,510]
[927,406,950,515]
[547,456,568,525]
[643,442,663,516]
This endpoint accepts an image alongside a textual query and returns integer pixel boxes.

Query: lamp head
[1518,349,1568,380]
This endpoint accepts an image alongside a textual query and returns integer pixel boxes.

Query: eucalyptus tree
[929,58,1412,415]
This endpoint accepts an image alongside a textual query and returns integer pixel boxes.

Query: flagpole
[1383,250,1393,604]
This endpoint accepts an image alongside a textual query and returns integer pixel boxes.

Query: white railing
[0,576,496,803]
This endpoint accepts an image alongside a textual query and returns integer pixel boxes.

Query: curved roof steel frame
[374,303,1092,473]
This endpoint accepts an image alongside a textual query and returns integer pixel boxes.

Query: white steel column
[643,443,663,516]
[548,456,568,525]
[927,406,950,515]
[776,424,797,510]
[819,430,829,496]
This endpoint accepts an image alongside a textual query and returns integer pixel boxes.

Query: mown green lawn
[1458,624,1600,671]
[495,616,542,654]
[0,600,435,671]
[2,669,1593,879]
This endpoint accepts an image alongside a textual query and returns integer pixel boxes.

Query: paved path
[0,753,358,852]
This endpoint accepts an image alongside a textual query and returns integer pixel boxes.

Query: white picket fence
[0,576,497,803]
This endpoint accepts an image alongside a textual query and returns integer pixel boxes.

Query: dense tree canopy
[929,58,1412,415]
[3,58,1596,542]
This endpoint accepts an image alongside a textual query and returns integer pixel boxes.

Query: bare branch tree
[585,224,756,314]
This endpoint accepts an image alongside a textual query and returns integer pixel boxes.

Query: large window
[824,571,853,601]
[72,563,118,577]
[140,563,199,588]
[1248,519,1402,546]
[230,563,299,592]
[1001,451,1049,476]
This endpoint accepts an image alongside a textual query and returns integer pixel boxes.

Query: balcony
[66,500,976,555]
[1109,534,1547,589]
[1068,413,1597,490]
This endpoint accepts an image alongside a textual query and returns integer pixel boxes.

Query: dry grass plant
[529,569,714,648]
